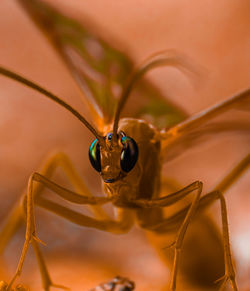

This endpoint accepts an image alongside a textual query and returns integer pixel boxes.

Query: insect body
[90,276,135,291]
[1,64,249,291]
[0,1,250,291]
[100,118,160,208]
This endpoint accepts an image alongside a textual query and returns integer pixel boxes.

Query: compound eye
[89,139,101,172]
[120,136,139,172]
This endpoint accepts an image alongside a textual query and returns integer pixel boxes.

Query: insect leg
[31,239,68,291]
[152,189,239,291]
[167,189,238,291]
[161,177,182,193]
[135,181,203,290]
[163,88,250,142]
[133,180,202,208]
[155,153,250,231]
[163,182,203,291]
[139,154,249,290]
[36,197,134,234]
[0,152,110,290]
[212,191,237,291]
[161,88,250,161]
[0,152,109,254]
[7,172,111,291]
[31,152,109,219]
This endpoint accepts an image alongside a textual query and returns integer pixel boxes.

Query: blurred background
[0,0,249,290]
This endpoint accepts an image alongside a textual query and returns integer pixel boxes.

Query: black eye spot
[106,132,113,141]
[89,139,101,172]
[120,136,138,172]
[106,131,121,141]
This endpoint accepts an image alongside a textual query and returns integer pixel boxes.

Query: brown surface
[0,1,249,290]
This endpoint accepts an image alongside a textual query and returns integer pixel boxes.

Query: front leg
[37,197,134,235]
[6,173,112,291]
[0,152,112,290]
[134,181,203,291]
[134,181,237,291]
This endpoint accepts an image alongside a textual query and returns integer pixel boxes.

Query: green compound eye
[120,136,139,172]
[89,139,101,172]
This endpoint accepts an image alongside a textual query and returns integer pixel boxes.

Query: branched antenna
[113,50,199,135]
[0,66,102,139]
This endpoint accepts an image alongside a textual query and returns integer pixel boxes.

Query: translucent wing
[162,88,250,161]
[18,0,187,132]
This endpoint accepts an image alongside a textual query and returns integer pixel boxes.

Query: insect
[0,0,249,290]
[90,276,135,291]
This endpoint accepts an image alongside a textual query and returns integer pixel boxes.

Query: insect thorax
[103,118,162,204]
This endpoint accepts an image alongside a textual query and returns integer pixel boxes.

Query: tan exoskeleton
[0,51,249,291]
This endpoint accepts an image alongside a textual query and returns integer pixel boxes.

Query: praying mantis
[0,1,250,290]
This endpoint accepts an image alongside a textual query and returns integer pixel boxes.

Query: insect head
[89,131,139,180]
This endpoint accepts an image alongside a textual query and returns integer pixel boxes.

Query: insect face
[88,131,139,183]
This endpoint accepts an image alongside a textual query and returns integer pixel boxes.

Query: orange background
[0,1,249,290]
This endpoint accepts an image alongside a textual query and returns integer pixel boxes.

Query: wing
[161,88,250,161]
[17,0,187,132]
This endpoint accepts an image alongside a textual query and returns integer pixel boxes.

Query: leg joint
[195,180,203,190]
[29,172,42,183]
